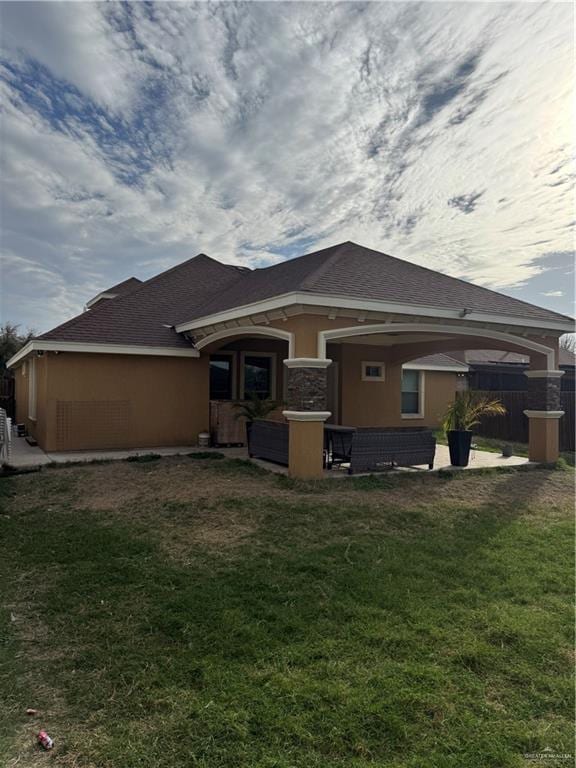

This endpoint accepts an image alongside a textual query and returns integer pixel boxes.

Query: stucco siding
[26,352,209,452]
[421,371,460,428]
[338,343,458,428]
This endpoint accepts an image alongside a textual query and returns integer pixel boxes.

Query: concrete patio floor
[5,436,531,474]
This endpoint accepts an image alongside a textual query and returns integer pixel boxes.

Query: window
[209,353,235,400]
[241,353,276,400]
[28,357,37,420]
[401,370,423,417]
[362,361,385,381]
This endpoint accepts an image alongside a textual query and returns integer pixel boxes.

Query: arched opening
[318,323,556,367]
[196,326,293,446]
[195,326,294,356]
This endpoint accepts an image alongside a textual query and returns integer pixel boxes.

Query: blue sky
[0,1,574,334]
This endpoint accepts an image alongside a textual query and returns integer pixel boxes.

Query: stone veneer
[286,367,328,411]
[526,376,562,411]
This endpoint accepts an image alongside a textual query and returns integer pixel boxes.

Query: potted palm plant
[234,394,281,445]
[443,392,506,467]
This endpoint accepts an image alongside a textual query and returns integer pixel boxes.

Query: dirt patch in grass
[6,458,575,568]
[11,458,269,512]
[9,456,574,536]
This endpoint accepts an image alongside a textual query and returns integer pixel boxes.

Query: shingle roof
[85,276,142,307]
[104,276,142,295]
[181,241,572,326]
[40,255,245,348]
[406,353,469,370]
[39,241,573,349]
[466,348,576,367]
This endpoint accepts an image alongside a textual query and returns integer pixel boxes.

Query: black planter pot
[447,430,473,467]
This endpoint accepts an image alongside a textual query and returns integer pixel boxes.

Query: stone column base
[524,410,564,463]
[283,410,330,479]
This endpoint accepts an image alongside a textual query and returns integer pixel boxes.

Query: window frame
[240,351,277,400]
[209,351,237,401]
[401,369,425,419]
[361,361,386,382]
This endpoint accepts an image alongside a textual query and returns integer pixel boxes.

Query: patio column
[283,358,332,479]
[524,369,564,462]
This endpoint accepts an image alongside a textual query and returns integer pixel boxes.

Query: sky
[0,1,574,334]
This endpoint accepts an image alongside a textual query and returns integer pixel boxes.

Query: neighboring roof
[404,353,469,372]
[465,348,576,368]
[85,277,142,308]
[40,255,245,349]
[34,241,573,352]
[177,241,573,328]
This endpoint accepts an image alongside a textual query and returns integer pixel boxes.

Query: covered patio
[186,307,566,479]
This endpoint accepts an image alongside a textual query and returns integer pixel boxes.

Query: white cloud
[541,290,564,297]
[0,1,145,112]
[0,1,573,331]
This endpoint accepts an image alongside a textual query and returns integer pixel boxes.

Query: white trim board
[523,410,565,419]
[283,410,332,422]
[318,323,557,368]
[283,358,332,369]
[7,340,200,368]
[28,357,37,421]
[194,325,294,357]
[175,291,574,334]
[85,292,117,309]
[402,363,469,372]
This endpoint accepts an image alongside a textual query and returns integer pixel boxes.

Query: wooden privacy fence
[473,390,575,452]
[0,377,15,420]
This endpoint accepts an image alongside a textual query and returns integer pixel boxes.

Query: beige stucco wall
[16,352,209,452]
[336,343,459,428]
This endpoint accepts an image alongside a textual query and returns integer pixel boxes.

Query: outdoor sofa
[333,426,436,473]
[248,420,436,473]
[248,419,290,465]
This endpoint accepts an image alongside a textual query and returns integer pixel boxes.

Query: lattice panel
[56,400,130,450]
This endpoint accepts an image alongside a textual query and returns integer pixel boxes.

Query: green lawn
[1,457,573,767]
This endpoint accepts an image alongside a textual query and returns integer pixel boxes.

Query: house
[8,242,573,477]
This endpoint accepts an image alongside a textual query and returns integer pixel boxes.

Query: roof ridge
[96,253,244,311]
[299,241,352,291]
[177,243,351,322]
[137,253,238,288]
